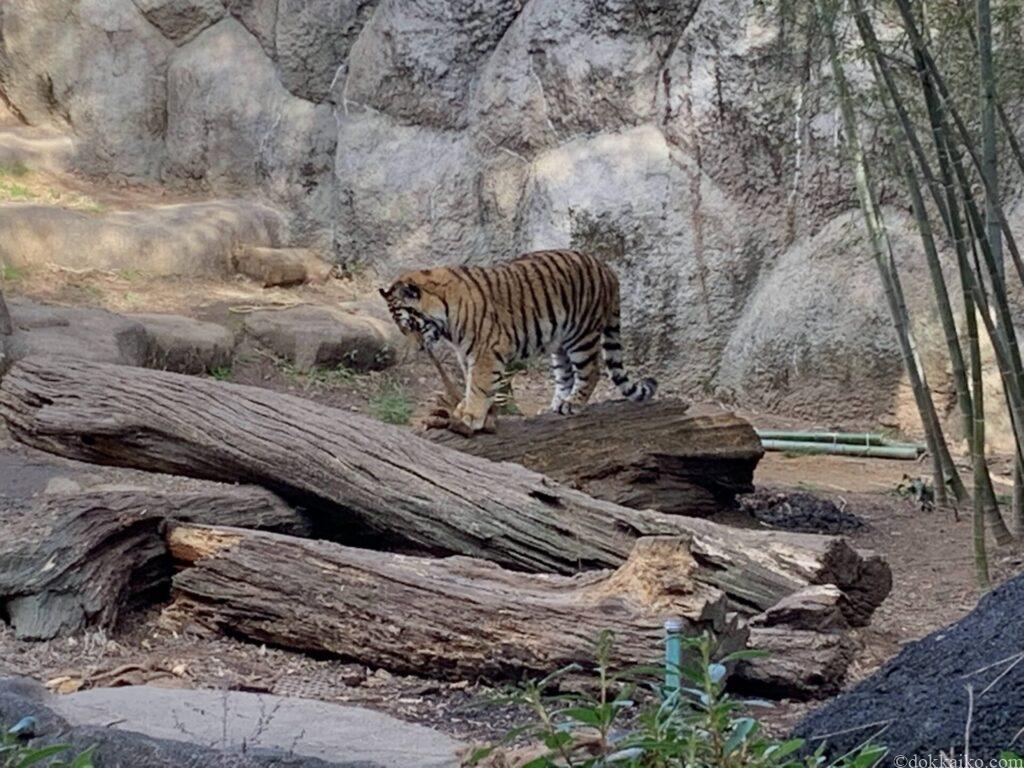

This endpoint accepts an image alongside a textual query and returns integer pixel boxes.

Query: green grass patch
[370,380,413,425]
[0,179,31,199]
[1,264,26,282]
[209,366,233,381]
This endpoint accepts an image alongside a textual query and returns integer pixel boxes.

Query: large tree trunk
[0,358,891,623]
[165,525,747,680]
[0,484,310,640]
[428,401,761,516]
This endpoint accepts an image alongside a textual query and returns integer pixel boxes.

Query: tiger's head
[379,270,451,349]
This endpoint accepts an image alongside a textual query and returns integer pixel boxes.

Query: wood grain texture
[165,526,748,680]
[0,484,309,639]
[0,358,891,622]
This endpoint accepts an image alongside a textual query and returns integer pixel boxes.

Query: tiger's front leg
[450,351,501,435]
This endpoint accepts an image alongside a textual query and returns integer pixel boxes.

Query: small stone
[233,245,334,287]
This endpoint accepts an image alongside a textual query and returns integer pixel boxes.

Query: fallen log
[731,628,855,699]
[165,526,747,679]
[0,358,891,623]
[428,401,762,516]
[0,483,310,639]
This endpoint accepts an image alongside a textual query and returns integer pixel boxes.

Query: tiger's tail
[602,306,657,402]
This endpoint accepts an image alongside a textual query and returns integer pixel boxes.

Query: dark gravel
[793,571,1024,762]
[740,489,866,534]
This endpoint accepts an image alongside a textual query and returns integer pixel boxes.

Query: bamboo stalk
[818,0,956,506]
[918,64,1020,546]
[969,294,992,589]
[893,0,1024,287]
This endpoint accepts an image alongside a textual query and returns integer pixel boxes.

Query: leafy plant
[1,722,94,768]
[370,380,413,425]
[467,631,886,768]
[1,264,26,282]
[209,366,232,381]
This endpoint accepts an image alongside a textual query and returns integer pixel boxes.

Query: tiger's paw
[449,402,494,435]
[555,400,579,416]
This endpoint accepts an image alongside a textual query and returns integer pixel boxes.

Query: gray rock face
[0,0,963,428]
[345,0,520,129]
[223,0,279,55]
[133,0,226,43]
[0,0,172,181]
[276,0,378,103]
[164,18,337,244]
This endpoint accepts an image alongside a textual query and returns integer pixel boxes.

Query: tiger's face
[379,273,450,349]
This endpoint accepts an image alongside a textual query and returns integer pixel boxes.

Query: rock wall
[0,0,965,429]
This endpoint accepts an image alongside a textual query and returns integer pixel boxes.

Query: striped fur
[379,250,656,432]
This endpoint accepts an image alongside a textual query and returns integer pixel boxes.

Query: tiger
[379,249,657,434]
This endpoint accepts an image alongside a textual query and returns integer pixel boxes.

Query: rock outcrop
[0,0,970,428]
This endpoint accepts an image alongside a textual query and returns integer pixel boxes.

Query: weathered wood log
[0,358,891,623]
[0,289,11,337]
[732,628,855,699]
[0,483,310,639]
[428,401,762,516]
[165,525,747,679]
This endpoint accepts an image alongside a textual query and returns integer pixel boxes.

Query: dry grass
[0,161,106,212]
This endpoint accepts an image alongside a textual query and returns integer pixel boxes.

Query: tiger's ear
[378,287,389,299]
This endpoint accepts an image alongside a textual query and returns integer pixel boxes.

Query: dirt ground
[2,273,1023,748]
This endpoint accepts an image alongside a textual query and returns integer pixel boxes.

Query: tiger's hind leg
[556,333,601,415]
[549,347,575,413]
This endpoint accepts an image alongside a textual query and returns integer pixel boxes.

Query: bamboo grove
[795,0,1024,587]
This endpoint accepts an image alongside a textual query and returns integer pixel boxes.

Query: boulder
[3,298,149,369]
[243,301,400,372]
[132,312,236,374]
[233,245,335,286]
[52,686,462,768]
[132,0,225,44]
[0,200,285,276]
[715,209,949,427]
[794,572,1024,761]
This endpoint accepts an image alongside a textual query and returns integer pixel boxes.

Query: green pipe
[759,439,921,460]
[664,618,682,695]
[755,429,924,451]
